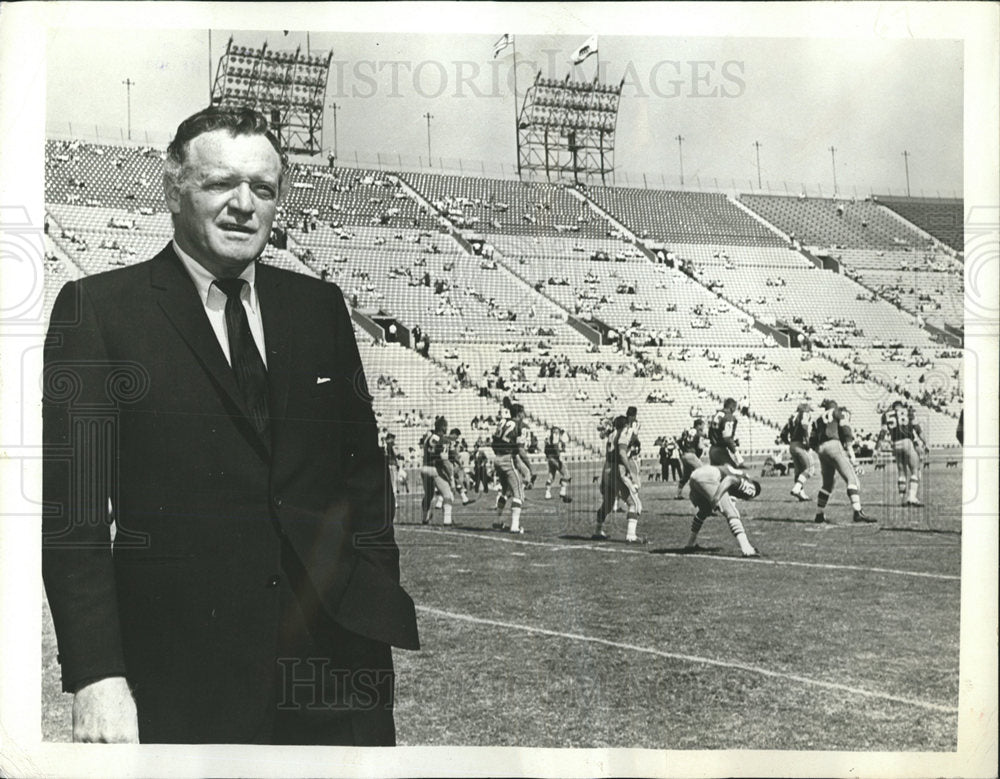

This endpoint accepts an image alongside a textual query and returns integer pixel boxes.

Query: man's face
[165,130,282,278]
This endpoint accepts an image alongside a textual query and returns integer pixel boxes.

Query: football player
[810,399,876,524]
[420,416,454,526]
[593,415,643,543]
[708,397,744,467]
[447,427,473,506]
[876,400,928,507]
[675,418,707,499]
[544,426,573,502]
[780,402,816,501]
[684,463,762,558]
[491,402,527,534]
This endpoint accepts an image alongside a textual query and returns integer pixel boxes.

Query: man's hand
[73,676,139,743]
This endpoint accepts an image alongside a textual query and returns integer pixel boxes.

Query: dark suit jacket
[42,244,418,743]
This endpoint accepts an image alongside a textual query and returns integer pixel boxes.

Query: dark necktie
[214,278,270,437]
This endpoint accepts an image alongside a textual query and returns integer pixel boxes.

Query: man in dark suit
[42,107,418,744]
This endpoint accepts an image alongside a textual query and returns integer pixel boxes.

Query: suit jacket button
[266,575,280,588]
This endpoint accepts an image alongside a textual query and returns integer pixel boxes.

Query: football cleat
[624,536,647,545]
[742,549,761,559]
[791,489,810,502]
[681,544,707,553]
[507,526,525,535]
[852,509,877,523]
[903,499,924,508]
[814,513,828,524]
[560,494,573,503]
[491,521,506,530]
[591,530,610,541]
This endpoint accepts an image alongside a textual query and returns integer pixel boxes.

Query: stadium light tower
[902,150,911,196]
[829,145,838,195]
[423,111,434,164]
[676,134,685,186]
[122,78,135,140]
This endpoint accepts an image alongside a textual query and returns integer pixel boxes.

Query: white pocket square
[316,376,332,384]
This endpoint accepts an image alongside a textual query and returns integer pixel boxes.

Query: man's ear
[163,171,181,215]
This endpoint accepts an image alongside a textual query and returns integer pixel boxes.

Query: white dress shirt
[173,240,268,368]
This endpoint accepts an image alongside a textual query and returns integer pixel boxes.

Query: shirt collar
[173,239,258,310]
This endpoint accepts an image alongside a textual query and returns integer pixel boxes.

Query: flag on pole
[571,35,598,65]
[493,34,513,59]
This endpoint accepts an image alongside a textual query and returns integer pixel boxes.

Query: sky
[45,27,963,197]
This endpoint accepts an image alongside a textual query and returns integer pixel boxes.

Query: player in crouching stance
[876,400,927,507]
[544,426,572,502]
[421,416,454,526]
[491,402,527,534]
[810,399,876,524]
[593,415,643,543]
[684,464,762,558]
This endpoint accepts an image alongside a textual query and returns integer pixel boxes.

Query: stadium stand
[875,195,964,253]
[586,186,788,246]
[739,194,933,250]
[403,172,608,238]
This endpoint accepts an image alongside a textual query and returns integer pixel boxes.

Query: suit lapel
[149,244,271,459]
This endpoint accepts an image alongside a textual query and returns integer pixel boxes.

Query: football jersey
[810,407,853,448]
[708,410,738,448]
[544,430,562,458]
[780,410,812,447]
[422,432,446,467]
[678,427,704,455]
[492,417,522,456]
[718,464,758,499]
[881,405,922,443]
[604,425,628,468]
[625,420,641,457]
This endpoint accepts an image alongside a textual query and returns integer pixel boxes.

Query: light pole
[676,134,685,186]
[902,150,911,196]
[423,112,434,164]
[329,102,340,159]
[829,145,838,196]
[753,140,762,190]
[122,78,135,140]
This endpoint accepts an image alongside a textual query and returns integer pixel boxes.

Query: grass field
[42,459,962,750]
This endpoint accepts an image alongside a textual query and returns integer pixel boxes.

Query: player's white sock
[435,495,444,509]
[907,477,920,503]
[847,485,861,511]
[545,488,552,499]
[727,517,755,555]
[509,504,522,533]
[559,482,568,497]
[443,503,453,525]
[625,516,639,542]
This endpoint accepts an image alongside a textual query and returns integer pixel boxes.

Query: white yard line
[416,605,959,715]
[397,525,960,581]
